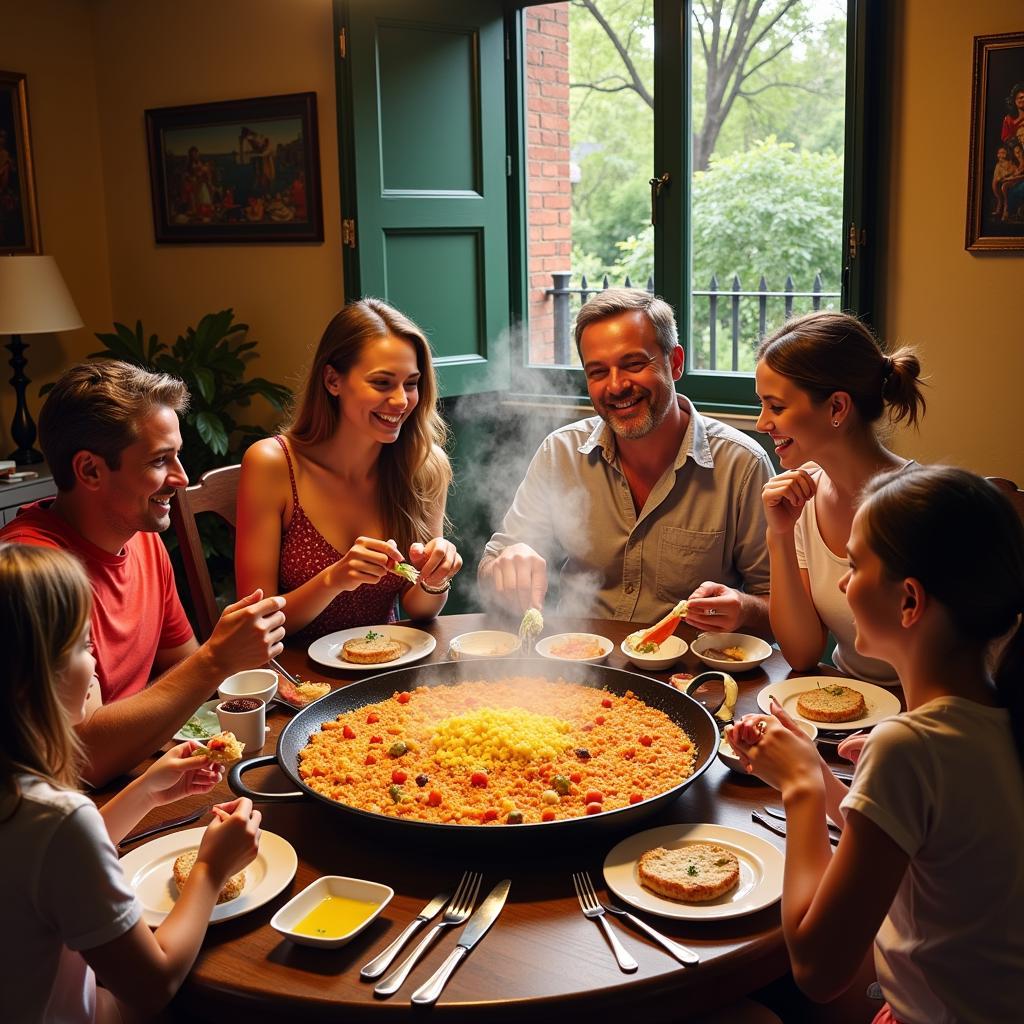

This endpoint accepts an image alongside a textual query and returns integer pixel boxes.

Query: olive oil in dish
[293,894,381,938]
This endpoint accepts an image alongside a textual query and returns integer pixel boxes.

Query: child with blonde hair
[0,543,262,1022]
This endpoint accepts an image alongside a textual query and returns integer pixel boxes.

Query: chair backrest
[169,464,241,642]
[987,477,1024,524]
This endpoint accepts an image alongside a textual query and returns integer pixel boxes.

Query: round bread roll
[172,849,246,904]
[638,843,740,902]
[796,684,867,723]
[341,634,408,664]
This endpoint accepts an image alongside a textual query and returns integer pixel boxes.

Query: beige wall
[883,0,1023,480]
[0,0,342,456]
[0,0,112,452]
[92,0,343,403]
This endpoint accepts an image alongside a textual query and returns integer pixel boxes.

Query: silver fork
[572,871,638,972]
[374,871,482,997]
[600,896,699,965]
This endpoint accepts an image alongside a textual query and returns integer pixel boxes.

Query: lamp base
[8,445,44,466]
[7,332,43,468]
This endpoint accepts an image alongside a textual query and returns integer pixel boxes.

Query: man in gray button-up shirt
[479,289,772,634]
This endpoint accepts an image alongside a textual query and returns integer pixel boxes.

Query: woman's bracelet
[418,577,451,595]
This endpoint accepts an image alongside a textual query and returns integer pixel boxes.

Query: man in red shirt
[0,362,286,785]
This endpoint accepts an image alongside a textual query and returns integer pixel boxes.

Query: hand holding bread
[140,740,224,807]
[194,797,262,891]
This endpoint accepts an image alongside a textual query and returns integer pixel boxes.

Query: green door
[339,0,510,396]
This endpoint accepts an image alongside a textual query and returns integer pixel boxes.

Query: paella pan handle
[228,754,306,803]
[682,671,738,725]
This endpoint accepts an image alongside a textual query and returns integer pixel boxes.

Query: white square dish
[270,875,393,948]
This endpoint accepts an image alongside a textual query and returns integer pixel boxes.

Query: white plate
[756,676,902,731]
[173,699,221,744]
[536,632,613,664]
[603,823,784,921]
[307,625,437,671]
[119,828,297,927]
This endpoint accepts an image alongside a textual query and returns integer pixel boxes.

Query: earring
[832,419,839,427]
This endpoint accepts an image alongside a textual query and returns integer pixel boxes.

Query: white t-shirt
[841,697,1024,1024]
[0,775,140,1023]
[794,489,897,683]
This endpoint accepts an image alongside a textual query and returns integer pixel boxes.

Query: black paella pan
[229,658,718,845]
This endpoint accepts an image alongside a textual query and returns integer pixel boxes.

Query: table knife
[763,805,842,835]
[118,804,212,848]
[410,879,511,1006]
[751,810,839,846]
[360,889,452,979]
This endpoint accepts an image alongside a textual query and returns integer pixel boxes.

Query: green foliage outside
[566,0,847,371]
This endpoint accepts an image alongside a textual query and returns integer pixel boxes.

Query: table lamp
[0,255,83,465]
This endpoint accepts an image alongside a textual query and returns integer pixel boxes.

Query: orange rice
[297,676,697,825]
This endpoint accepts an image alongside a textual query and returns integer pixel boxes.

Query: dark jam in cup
[219,697,262,713]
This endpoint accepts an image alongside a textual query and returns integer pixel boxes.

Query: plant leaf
[195,412,229,455]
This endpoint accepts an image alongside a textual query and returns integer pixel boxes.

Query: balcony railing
[544,272,841,371]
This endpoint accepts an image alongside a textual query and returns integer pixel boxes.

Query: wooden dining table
[110,613,863,1023]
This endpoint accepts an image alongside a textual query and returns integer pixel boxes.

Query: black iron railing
[544,272,840,370]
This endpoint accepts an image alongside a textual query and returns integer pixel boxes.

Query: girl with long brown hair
[0,543,262,1022]
[236,299,461,638]
[726,466,1024,1023]
[755,310,926,683]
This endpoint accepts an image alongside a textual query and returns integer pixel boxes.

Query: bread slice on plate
[796,684,867,723]
[341,632,408,664]
[173,849,246,904]
[638,843,740,902]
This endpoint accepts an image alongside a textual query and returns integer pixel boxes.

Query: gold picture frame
[0,70,41,255]
[966,32,1024,252]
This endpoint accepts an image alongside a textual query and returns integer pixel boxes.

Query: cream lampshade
[0,255,84,465]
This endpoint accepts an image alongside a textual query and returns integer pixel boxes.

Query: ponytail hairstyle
[0,544,92,810]
[859,465,1024,764]
[284,299,452,553]
[756,310,926,429]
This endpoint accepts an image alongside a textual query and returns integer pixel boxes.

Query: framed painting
[145,92,324,244]
[966,31,1024,251]
[0,70,41,254]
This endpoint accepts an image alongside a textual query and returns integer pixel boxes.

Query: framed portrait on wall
[145,92,324,244]
[966,31,1024,251]
[0,70,41,255]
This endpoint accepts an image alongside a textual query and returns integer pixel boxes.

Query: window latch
[649,172,670,226]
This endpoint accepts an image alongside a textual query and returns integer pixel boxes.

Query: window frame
[504,0,888,414]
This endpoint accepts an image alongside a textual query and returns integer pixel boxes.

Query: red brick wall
[524,4,570,364]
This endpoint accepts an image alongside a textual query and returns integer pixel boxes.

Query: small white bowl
[270,875,394,948]
[620,631,688,671]
[218,668,278,706]
[536,632,613,664]
[691,632,773,673]
[448,630,521,660]
[718,719,819,774]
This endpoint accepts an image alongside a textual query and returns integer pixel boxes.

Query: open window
[335,0,886,413]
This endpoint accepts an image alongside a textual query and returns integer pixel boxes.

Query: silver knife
[360,889,451,979]
[118,803,212,848]
[410,879,511,1006]
[764,805,842,835]
[751,810,839,846]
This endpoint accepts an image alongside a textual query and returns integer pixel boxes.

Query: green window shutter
[336,0,510,397]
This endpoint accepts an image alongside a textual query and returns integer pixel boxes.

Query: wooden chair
[169,464,241,642]
[987,477,1024,522]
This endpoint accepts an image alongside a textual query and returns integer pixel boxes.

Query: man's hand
[205,589,286,676]
[685,581,745,632]
[479,543,547,614]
